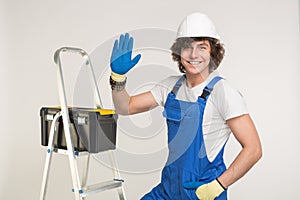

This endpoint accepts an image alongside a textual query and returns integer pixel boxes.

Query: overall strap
[200,76,223,100]
[171,75,186,95]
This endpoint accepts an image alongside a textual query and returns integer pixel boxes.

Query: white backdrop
[1,0,300,199]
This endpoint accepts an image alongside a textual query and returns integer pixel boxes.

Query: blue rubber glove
[110,33,141,75]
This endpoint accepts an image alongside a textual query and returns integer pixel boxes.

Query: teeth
[189,61,201,65]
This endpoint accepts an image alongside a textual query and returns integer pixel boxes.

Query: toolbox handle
[54,47,103,109]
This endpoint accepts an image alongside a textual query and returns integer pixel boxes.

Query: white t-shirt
[150,70,248,162]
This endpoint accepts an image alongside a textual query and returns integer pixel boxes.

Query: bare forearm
[218,145,262,188]
[218,114,262,188]
[112,88,158,115]
[112,89,130,115]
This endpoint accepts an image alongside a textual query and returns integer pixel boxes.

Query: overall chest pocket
[163,106,183,142]
[163,102,201,144]
[163,103,197,124]
[162,106,184,124]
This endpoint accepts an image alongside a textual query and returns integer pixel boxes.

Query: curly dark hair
[171,37,225,73]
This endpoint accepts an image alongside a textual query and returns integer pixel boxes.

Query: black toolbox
[40,107,118,153]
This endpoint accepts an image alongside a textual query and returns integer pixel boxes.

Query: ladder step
[81,179,124,197]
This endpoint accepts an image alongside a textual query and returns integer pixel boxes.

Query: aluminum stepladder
[40,47,126,200]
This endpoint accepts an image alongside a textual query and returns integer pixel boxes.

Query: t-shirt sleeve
[213,80,249,120]
[150,76,179,107]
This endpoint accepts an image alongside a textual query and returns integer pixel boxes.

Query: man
[109,12,262,200]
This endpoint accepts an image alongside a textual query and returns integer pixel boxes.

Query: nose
[190,47,199,59]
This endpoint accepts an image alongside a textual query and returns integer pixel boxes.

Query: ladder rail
[40,111,62,200]
[108,150,126,199]
[54,47,84,200]
[81,154,90,188]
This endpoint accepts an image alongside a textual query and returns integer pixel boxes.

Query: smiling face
[180,40,211,76]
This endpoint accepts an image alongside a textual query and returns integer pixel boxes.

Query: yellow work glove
[195,179,225,200]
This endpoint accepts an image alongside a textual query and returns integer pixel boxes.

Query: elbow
[243,142,263,164]
[252,144,263,163]
[257,145,263,162]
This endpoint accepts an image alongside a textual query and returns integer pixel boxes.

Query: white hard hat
[177,12,220,40]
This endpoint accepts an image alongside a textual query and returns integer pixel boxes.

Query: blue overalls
[141,75,227,200]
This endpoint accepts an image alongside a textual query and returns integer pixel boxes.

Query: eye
[182,46,192,50]
[181,47,192,53]
[198,45,207,50]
